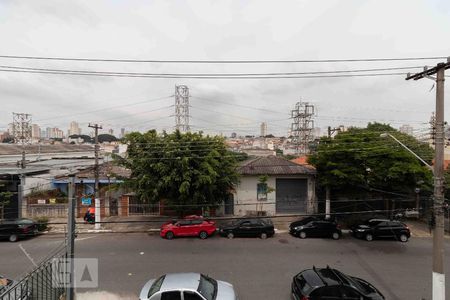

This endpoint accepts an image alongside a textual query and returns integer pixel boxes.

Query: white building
[68,121,81,136]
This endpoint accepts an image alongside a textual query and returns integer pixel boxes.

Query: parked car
[0,219,38,242]
[139,272,237,300]
[289,216,321,232]
[0,275,30,299]
[160,218,216,239]
[290,219,342,240]
[351,219,410,242]
[292,266,384,300]
[219,218,275,239]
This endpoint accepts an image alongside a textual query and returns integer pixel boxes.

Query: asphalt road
[1,233,449,300]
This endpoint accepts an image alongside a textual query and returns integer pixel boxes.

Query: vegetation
[116,130,241,215]
[308,123,434,199]
[98,134,118,143]
[0,187,12,219]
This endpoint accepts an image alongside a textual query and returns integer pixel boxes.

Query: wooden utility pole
[406,59,449,300]
[88,123,102,230]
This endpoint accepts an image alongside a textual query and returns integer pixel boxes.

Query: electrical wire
[0,54,446,63]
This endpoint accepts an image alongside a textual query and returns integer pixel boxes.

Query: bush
[34,216,49,232]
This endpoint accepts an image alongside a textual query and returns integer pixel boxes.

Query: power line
[0,54,446,63]
[0,64,424,76]
[0,68,410,79]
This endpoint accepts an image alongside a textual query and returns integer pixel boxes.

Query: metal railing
[0,243,68,300]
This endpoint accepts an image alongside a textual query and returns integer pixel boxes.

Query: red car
[160,218,216,239]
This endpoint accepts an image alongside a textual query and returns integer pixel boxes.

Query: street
[1,232,449,300]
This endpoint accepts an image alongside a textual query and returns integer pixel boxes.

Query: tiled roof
[238,155,316,175]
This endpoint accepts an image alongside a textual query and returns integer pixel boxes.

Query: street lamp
[380,133,433,172]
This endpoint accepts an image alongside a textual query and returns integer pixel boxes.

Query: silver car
[139,272,237,300]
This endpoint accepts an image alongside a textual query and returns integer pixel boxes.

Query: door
[275,178,307,214]
[224,194,234,215]
[237,221,253,237]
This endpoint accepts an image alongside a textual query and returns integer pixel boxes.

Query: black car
[290,219,342,240]
[351,219,410,242]
[0,219,38,242]
[289,216,321,232]
[219,218,275,239]
[292,266,384,300]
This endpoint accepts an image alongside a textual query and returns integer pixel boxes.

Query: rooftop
[238,156,316,175]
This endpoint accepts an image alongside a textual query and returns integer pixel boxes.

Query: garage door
[275,178,307,214]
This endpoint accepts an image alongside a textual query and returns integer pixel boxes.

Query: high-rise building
[120,128,125,138]
[399,124,414,136]
[68,121,81,136]
[260,122,267,137]
[31,124,40,141]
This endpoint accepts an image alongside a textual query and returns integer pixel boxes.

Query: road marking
[18,244,38,267]
[76,236,96,242]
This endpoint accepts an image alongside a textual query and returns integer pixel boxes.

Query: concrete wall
[233,175,316,216]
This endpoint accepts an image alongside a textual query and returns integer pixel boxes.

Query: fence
[27,204,68,218]
[128,203,160,215]
[0,242,68,300]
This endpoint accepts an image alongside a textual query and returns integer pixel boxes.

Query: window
[197,274,217,300]
[161,291,181,300]
[147,276,165,298]
[257,183,268,200]
[184,291,204,300]
[340,286,361,299]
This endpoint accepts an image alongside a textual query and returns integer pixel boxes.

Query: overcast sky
[0,0,449,137]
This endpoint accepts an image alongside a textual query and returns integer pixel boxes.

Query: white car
[139,272,237,300]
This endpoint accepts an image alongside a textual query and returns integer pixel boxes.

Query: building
[260,122,267,137]
[399,124,414,136]
[68,121,81,136]
[120,128,125,138]
[31,124,40,142]
[230,156,316,216]
[108,128,114,135]
[46,127,64,139]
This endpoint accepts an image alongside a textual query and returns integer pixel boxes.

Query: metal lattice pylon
[12,112,32,144]
[175,85,190,132]
[291,101,315,155]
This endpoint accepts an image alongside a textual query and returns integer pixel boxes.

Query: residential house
[230,155,316,216]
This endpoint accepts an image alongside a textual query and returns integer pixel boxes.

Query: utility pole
[66,174,76,300]
[88,123,102,230]
[406,59,450,300]
[12,113,32,219]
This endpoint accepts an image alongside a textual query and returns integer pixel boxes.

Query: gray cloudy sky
[0,0,449,137]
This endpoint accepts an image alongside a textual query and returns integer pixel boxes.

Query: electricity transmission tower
[290,101,315,155]
[175,85,190,132]
[12,112,32,145]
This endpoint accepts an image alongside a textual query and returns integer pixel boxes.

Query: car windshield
[147,276,165,298]
[197,274,217,300]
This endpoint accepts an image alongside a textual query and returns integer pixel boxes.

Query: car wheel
[9,234,18,242]
[365,233,373,241]
[199,231,208,239]
[332,232,340,240]
[227,232,234,239]
[399,234,409,242]
[260,232,268,239]
[165,231,174,240]
[299,231,307,239]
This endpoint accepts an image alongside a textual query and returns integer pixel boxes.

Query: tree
[98,134,118,143]
[0,188,12,219]
[116,130,240,215]
[1,137,14,143]
[308,123,433,199]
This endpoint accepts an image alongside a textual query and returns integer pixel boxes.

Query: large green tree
[117,130,240,215]
[308,123,433,197]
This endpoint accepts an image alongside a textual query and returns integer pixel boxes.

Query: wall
[233,174,316,216]
[27,204,68,218]
[234,176,277,216]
